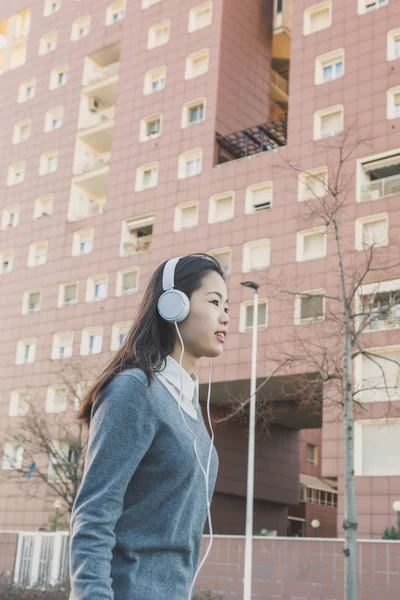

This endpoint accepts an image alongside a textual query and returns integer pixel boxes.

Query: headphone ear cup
[157,289,190,323]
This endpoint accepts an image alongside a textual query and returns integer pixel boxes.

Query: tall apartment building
[0,0,399,541]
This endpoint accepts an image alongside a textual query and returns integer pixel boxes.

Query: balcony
[271,69,288,96]
[216,118,287,165]
[361,173,400,201]
[84,61,120,87]
[273,0,292,61]
[122,235,152,255]
[79,106,115,131]
[77,152,110,175]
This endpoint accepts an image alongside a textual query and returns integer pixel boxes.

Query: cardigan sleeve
[69,373,157,600]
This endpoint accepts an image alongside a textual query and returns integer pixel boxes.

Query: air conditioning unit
[89,97,101,112]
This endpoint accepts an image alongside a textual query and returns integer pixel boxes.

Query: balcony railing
[79,106,115,130]
[123,235,152,255]
[85,62,120,86]
[361,173,400,201]
[216,118,287,164]
[271,69,288,94]
[366,305,400,331]
[77,152,110,175]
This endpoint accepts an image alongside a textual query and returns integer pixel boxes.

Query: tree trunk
[343,328,358,600]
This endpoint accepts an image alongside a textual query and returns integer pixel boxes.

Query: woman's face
[178,270,230,360]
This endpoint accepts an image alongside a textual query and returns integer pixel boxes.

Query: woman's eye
[211,300,219,306]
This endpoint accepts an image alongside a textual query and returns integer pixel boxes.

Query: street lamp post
[240,280,259,600]
[393,501,400,538]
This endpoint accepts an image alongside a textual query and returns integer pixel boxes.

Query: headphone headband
[162,256,182,291]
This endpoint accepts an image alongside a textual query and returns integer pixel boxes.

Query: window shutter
[321,111,341,136]
[303,233,325,257]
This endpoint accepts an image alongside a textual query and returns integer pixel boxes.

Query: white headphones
[157,256,190,323]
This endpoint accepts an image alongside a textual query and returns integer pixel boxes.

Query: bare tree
[215,129,400,600]
[3,359,94,526]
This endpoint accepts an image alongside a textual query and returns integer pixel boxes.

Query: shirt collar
[160,355,199,409]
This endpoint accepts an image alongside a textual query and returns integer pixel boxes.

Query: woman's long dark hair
[78,253,225,427]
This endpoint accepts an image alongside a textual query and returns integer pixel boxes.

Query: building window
[116,268,139,296]
[358,279,400,333]
[7,162,25,186]
[22,290,41,314]
[86,274,108,302]
[111,321,132,350]
[45,106,64,132]
[314,105,344,139]
[296,228,327,262]
[188,2,213,32]
[295,290,325,324]
[9,390,30,417]
[240,301,268,332]
[39,151,59,174]
[81,327,103,355]
[50,66,69,90]
[106,0,126,25]
[182,99,205,128]
[2,205,20,230]
[355,347,400,403]
[185,50,209,79]
[358,0,388,15]
[209,192,234,223]
[298,168,328,202]
[16,338,36,365]
[303,1,332,35]
[2,443,23,470]
[306,443,318,464]
[245,182,273,213]
[45,386,68,413]
[148,21,170,49]
[34,195,54,219]
[48,440,77,482]
[143,66,166,95]
[178,149,202,179]
[44,0,62,16]
[51,332,73,359]
[121,215,154,256]
[1,251,14,274]
[387,28,400,61]
[13,119,31,143]
[18,79,36,103]
[139,114,162,142]
[39,31,57,55]
[242,240,271,272]
[355,213,389,251]
[27,241,48,267]
[142,0,162,7]
[71,15,91,40]
[354,419,400,476]
[135,163,159,191]
[174,203,199,231]
[58,282,78,307]
[72,229,94,256]
[207,248,232,277]
[387,86,400,120]
[357,149,400,202]
[315,49,344,84]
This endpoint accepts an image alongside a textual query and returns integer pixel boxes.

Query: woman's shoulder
[114,367,149,388]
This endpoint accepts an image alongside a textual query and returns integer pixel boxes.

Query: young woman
[69,253,230,600]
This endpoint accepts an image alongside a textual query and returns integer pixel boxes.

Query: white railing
[271,70,288,94]
[123,235,152,255]
[13,531,70,587]
[361,173,400,201]
[79,152,111,174]
[79,106,115,130]
[85,62,120,85]
[366,305,400,331]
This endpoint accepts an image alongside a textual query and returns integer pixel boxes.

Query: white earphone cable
[174,322,215,600]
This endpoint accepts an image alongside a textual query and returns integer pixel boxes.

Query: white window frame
[105,0,126,25]
[355,213,389,251]
[18,79,36,103]
[80,327,103,355]
[34,195,54,219]
[387,86,400,120]
[142,0,162,8]
[135,163,159,191]
[181,98,206,128]
[242,240,271,272]
[294,289,326,325]
[16,338,36,365]
[296,227,327,262]
[174,202,199,231]
[313,104,344,140]
[39,31,57,55]
[143,66,166,95]
[245,182,273,213]
[177,149,202,179]
[354,345,400,404]
[298,167,328,202]
[356,278,400,333]
[1,250,14,274]
[356,148,400,203]
[57,282,78,307]
[51,332,74,359]
[86,274,108,302]
[303,1,332,35]
[39,151,59,175]
[27,241,48,267]
[240,299,268,332]
[116,268,140,296]
[148,21,170,49]
[139,113,162,142]
[50,66,69,90]
[315,49,344,85]
[44,0,62,16]
[7,162,25,186]
[2,443,23,470]
[45,106,64,132]
[45,386,68,413]
[188,2,213,32]
[2,204,20,230]
[9,390,30,417]
[22,289,41,315]
[72,229,94,256]
[13,119,31,144]
[208,191,235,223]
[207,247,232,277]
[357,0,388,16]
[185,49,210,79]
[111,321,132,350]
[71,15,91,41]
[354,418,400,477]
[387,28,400,61]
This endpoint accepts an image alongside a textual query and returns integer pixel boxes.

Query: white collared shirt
[155,355,199,420]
